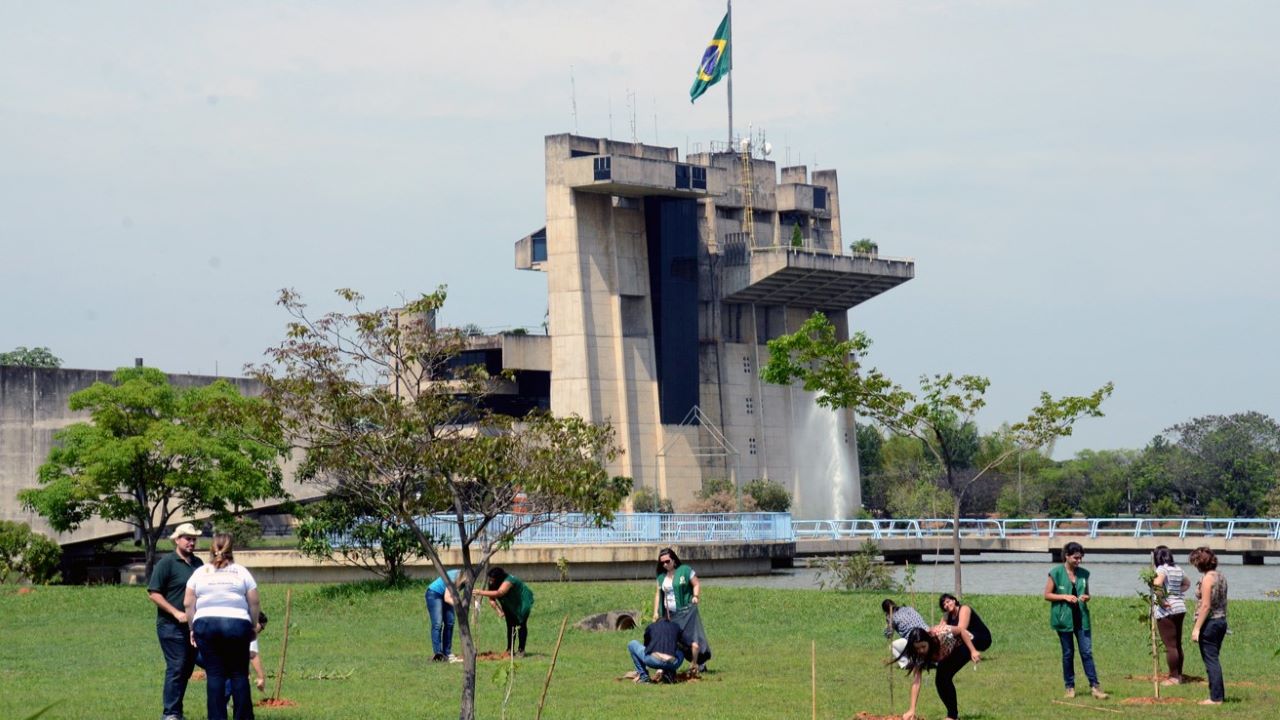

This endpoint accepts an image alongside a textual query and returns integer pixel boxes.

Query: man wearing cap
[147,523,204,720]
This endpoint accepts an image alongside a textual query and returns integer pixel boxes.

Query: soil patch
[17,587,33,595]
[258,698,298,708]
[1121,696,1187,705]
[852,713,910,720]
[475,651,537,662]
[1124,673,1204,684]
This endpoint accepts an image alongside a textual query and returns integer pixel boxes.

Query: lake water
[716,553,1280,600]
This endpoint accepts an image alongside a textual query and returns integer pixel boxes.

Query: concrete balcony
[564,155,726,198]
[776,183,831,218]
[720,247,915,309]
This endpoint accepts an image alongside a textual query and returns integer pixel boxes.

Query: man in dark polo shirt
[147,523,203,720]
[627,618,685,684]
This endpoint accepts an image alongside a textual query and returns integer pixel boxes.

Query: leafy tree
[850,238,878,255]
[19,367,286,578]
[0,346,62,368]
[296,492,425,584]
[743,478,791,512]
[1160,412,1280,516]
[630,486,673,513]
[790,223,803,247]
[0,521,62,584]
[762,312,1112,594]
[250,287,629,720]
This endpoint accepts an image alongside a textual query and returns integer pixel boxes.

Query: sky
[2,1,1277,459]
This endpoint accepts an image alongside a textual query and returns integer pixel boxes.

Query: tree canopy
[19,367,287,577]
[0,346,62,368]
[251,287,628,720]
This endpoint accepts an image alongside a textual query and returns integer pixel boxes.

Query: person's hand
[692,595,699,604]
[189,631,197,648]
[1064,595,1078,605]
[902,711,916,720]
[1080,594,1091,603]
[652,613,659,622]
[971,650,982,664]
[174,611,188,624]
[256,677,266,691]
[1191,629,1200,642]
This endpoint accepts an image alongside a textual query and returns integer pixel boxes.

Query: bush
[813,540,899,592]
[743,478,791,512]
[1149,496,1181,517]
[218,516,263,549]
[0,521,61,584]
[631,487,673,514]
[685,492,758,513]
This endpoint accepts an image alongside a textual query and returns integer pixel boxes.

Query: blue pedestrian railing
[791,517,1280,541]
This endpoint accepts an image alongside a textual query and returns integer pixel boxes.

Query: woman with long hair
[1044,541,1107,699]
[1189,546,1229,705]
[1150,545,1190,685]
[653,547,712,673]
[899,624,966,720]
[183,533,261,720]
[938,593,991,664]
[473,566,535,657]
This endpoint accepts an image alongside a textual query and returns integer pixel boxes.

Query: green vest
[1048,564,1091,632]
[657,564,695,610]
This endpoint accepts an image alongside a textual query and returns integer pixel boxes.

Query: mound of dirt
[1124,673,1204,684]
[852,713,909,720]
[258,698,298,708]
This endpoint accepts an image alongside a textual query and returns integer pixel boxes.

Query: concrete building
[513,134,914,518]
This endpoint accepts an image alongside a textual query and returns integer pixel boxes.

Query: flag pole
[726,0,734,149]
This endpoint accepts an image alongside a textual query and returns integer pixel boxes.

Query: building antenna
[570,65,579,134]
[627,88,637,142]
[652,96,659,145]
[608,94,613,138]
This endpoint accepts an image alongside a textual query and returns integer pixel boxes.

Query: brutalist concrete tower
[515,134,913,518]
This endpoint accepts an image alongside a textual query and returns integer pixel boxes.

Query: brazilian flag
[689,12,731,103]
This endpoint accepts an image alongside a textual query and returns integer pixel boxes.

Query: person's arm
[1191,573,1214,642]
[953,606,980,663]
[690,573,701,605]
[247,587,262,638]
[903,668,923,720]
[1043,576,1077,604]
[653,584,662,621]
[1153,569,1170,608]
[184,585,198,646]
[149,590,187,624]
[251,653,266,691]
[475,580,513,599]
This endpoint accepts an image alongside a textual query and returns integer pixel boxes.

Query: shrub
[0,521,62,584]
[743,478,791,512]
[218,516,263,549]
[1149,496,1181,517]
[813,540,899,592]
[685,492,758,514]
[631,487,673,514]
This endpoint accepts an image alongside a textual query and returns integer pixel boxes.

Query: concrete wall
[0,366,315,545]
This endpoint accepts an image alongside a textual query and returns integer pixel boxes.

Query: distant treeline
[857,411,1280,518]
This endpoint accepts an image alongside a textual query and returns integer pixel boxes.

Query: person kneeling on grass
[628,618,685,684]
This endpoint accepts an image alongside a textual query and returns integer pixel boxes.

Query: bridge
[793,517,1280,565]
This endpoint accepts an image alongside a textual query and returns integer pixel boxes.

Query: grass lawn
[2,579,1277,719]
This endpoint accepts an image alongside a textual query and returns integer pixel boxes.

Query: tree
[762,312,1112,594]
[296,491,425,584]
[744,478,791,512]
[0,521,62,584]
[19,367,286,578]
[250,287,629,720]
[0,346,62,368]
[1160,412,1280,516]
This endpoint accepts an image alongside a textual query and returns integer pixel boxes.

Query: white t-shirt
[186,562,258,623]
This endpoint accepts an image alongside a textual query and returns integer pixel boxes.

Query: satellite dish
[762,141,773,156]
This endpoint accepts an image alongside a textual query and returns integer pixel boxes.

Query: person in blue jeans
[1189,546,1229,705]
[147,523,204,720]
[1044,541,1108,700]
[426,570,468,662]
[628,619,685,684]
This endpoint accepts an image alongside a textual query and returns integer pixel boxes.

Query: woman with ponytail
[183,533,262,720]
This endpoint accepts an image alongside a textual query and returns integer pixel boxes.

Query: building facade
[514,134,914,519]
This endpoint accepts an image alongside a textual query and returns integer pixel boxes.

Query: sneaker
[1091,687,1109,700]
[661,670,677,684]
[515,651,526,659]
[634,674,651,684]
[1160,677,1181,686]
[1064,688,1075,699]
[163,715,183,720]
[431,653,446,663]
[447,654,463,663]
[1198,699,1223,705]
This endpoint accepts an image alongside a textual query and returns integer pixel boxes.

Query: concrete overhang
[720,249,915,308]
[776,183,832,218]
[564,155,726,198]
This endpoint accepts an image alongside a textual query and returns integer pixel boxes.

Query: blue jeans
[1057,628,1100,689]
[193,616,255,720]
[627,640,683,681]
[1199,617,1227,702]
[426,590,455,656]
[157,620,197,718]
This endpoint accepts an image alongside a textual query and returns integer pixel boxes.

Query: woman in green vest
[1043,541,1108,699]
[653,548,711,673]
[475,567,535,657]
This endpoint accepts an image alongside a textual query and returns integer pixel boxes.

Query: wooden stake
[1050,700,1123,714]
[886,607,896,708]
[1151,603,1161,699]
[535,615,570,720]
[810,639,817,720]
[271,588,294,702]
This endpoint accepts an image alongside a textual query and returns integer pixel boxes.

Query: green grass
[2,581,1277,719]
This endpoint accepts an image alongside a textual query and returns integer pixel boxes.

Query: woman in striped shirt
[1151,545,1190,685]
